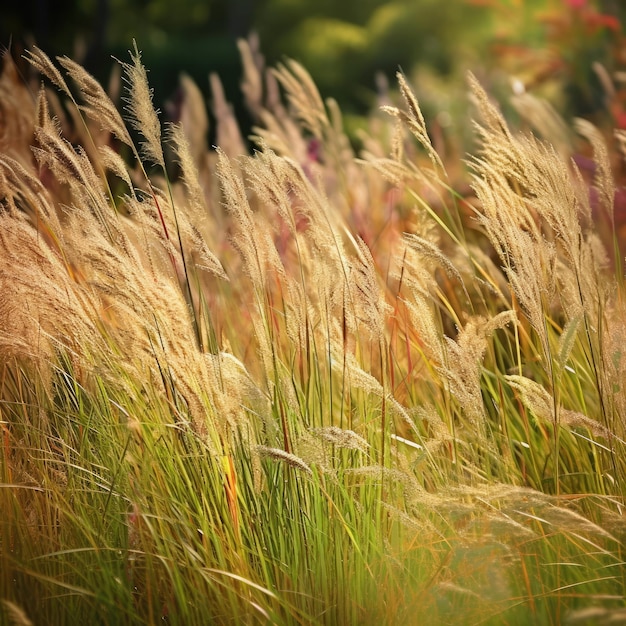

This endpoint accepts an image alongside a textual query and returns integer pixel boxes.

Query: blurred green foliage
[256,0,493,109]
[1,0,623,128]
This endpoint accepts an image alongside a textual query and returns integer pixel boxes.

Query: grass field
[1,41,626,625]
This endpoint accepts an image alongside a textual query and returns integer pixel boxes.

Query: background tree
[1,0,623,136]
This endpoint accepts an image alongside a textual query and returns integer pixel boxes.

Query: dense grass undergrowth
[1,40,626,625]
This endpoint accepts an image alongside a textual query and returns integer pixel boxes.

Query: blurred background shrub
[1,0,624,134]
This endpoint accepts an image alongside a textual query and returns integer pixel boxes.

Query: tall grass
[1,40,625,625]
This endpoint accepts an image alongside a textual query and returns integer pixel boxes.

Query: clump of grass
[1,40,626,625]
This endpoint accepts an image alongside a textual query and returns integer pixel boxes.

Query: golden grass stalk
[118,41,165,169]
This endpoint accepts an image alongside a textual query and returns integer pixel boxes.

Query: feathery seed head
[119,42,165,169]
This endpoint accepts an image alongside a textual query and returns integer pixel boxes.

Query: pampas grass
[1,41,626,625]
